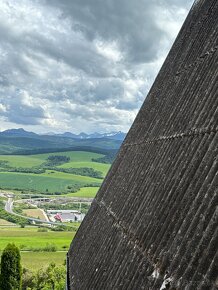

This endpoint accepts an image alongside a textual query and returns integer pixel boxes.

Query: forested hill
[0,130,124,155]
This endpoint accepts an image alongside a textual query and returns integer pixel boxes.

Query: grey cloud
[45,0,193,64]
[62,102,134,128]
[8,104,46,125]
[0,94,46,125]
[0,18,113,79]
[45,0,163,63]
[0,74,9,87]
[0,0,193,133]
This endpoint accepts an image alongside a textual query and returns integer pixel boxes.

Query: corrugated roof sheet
[68,0,218,289]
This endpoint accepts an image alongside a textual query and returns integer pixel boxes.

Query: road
[4,197,67,227]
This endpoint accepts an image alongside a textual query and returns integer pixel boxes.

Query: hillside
[0,135,123,155]
[0,150,112,194]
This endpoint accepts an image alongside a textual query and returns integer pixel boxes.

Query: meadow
[0,150,110,194]
[22,209,47,220]
[0,227,75,251]
[63,186,99,198]
[0,150,111,272]
[0,218,15,226]
[28,151,105,162]
[0,155,43,168]
[0,227,75,270]
[0,171,100,193]
[21,252,67,270]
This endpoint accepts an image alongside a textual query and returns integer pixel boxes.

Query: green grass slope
[0,155,44,168]
[0,227,75,251]
[0,150,111,194]
[0,171,101,193]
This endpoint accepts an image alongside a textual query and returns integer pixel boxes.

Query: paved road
[4,197,67,227]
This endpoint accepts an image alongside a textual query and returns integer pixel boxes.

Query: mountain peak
[0,129,126,141]
[0,128,37,137]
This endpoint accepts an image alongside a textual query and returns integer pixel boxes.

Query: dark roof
[68,1,218,289]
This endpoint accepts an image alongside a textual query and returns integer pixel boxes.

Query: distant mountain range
[0,128,38,137]
[0,128,126,155]
[50,131,126,141]
[0,128,126,141]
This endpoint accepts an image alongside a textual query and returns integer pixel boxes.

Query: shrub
[37,228,48,232]
[22,263,66,290]
[43,244,57,252]
[0,243,22,290]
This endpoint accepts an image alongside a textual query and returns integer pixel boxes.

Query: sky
[0,0,193,134]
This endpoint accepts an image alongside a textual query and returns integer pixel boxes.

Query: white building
[47,210,85,222]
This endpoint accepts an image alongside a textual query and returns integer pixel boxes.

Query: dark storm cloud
[0,0,193,133]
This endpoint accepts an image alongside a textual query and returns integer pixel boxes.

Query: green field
[59,161,110,176]
[0,250,67,271]
[0,227,73,270]
[21,251,67,270]
[0,151,105,169]
[29,151,104,161]
[0,171,100,192]
[0,155,43,168]
[0,218,16,226]
[0,227,75,251]
[64,186,100,198]
[0,149,110,273]
[0,150,110,194]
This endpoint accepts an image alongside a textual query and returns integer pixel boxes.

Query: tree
[22,263,65,290]
[0,243,22,290]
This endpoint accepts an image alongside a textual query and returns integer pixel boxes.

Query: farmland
[21,252,67,270]
[59,161,109,176]
[0,149,112,271]
[0,150,111,194]
[0,227,75,251]
[0,155,43,168]
[0,226,75,270]
[22,209,47,220]
[62,186,99,198]
[0,171,101,193]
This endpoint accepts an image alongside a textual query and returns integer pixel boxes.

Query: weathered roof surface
[68,0,218,289]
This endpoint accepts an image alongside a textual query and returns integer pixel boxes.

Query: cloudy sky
[0,0,193,134]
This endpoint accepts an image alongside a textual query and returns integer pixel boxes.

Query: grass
[0,150,108,271]
[64,186,100,198]
[0,150,109,194]
[29,151,104,162]
[0,151,104,169]
[59,161,110,176]
[0,226,71,270]
[0,155,44,168]
[0,250,67,271]
[41,170,101,182]
[0,227,75,251]
[22,209,46,220]
[0,218,16,226]
[21,251,67,270]
[0,171,101,193]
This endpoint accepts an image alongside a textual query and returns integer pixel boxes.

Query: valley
[0,146,114,271]
[0,150,111,194]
